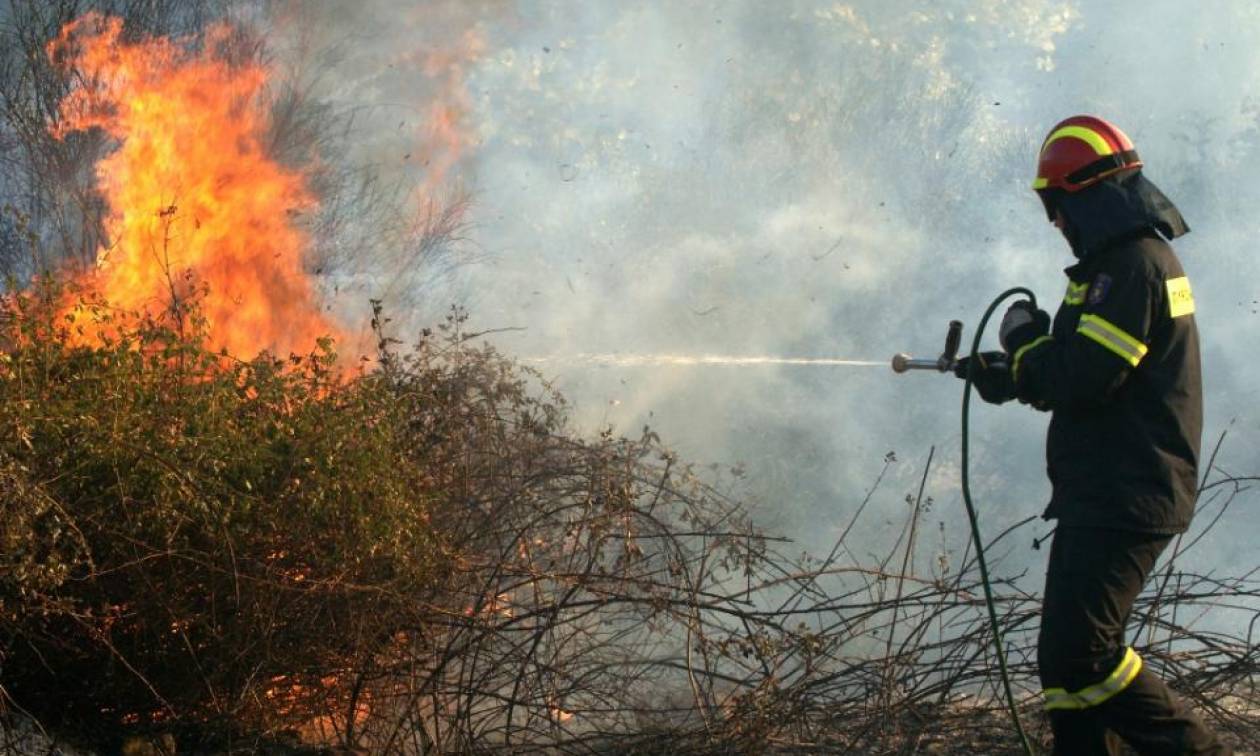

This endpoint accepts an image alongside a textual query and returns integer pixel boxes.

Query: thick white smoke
[282,0,1260,575]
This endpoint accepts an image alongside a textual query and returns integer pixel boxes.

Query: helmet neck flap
[1046,170,1189,260]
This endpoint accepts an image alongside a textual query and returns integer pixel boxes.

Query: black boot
[1048,708,1124,755]
[1097,668,1232,755]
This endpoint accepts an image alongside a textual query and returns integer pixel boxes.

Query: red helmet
[1032,115,1142,193]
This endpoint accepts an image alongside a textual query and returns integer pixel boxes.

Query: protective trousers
[1038,527,1231,755]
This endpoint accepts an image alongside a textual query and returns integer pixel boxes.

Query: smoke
[268,1,1259,569]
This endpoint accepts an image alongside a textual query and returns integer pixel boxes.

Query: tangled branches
[0,287,1256,754]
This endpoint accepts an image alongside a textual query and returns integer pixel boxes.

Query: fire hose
[892,287,1039,756]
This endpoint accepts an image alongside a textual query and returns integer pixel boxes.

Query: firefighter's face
[1051,208,1075,246]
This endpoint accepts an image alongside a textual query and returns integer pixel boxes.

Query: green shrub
[0,279,467,737]
[0,278,771,753]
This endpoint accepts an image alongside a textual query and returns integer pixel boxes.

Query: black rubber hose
[961,286,1038,756]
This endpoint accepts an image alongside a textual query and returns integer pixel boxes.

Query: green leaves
[0,277,764,749]
[0,279,453,732]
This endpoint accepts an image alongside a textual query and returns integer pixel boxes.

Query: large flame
[50,14,342,359]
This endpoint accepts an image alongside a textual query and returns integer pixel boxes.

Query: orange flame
[391,24,483,208]
[49,14,343,359]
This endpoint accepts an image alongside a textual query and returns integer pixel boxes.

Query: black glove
[998,300,1050,353]
[954,351,1015,404]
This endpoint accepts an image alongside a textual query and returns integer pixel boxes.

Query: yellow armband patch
[1166,276,1195,318]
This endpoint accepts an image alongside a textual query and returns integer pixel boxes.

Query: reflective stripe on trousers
[1044,646,1143,711]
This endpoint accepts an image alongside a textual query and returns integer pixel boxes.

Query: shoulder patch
[1087,273,1112,305]
[1166,276,1195,318]
[1064,281,1088,305]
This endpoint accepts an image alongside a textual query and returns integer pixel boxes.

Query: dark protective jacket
[1013,171,1201,534]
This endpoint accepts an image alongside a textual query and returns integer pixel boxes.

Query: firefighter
[957,115,1231,754]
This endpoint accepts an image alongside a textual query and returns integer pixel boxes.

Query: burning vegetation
[2,285,1257,753]
[48,12,343,360]
[0,7,1257,755]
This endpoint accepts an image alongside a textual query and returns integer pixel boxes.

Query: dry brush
[0,284,1256,754]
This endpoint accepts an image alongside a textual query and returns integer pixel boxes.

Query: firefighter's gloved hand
[999,301,1051,353]
[954,351,1016,404]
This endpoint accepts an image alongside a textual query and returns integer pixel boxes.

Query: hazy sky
[287,1,1259,578]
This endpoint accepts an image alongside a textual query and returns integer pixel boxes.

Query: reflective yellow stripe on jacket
[1044,647,1143,710]
[1012,335,1053,382]
[1077,313,1148,367]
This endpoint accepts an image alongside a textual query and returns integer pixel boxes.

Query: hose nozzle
[891,320,963,374]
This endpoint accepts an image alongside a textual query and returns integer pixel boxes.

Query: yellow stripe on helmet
[1041,125,1116,157]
